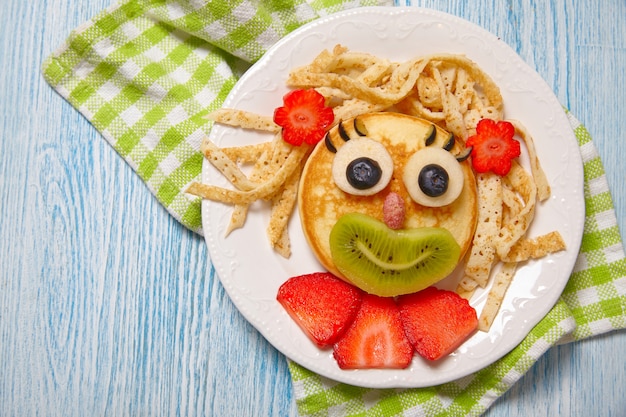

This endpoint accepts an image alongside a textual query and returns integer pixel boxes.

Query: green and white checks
[43,0,389,233]
[43,2,626,416]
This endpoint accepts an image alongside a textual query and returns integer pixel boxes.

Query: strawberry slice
[273,89,335,146]
[397,287,478,361]
[277,272,363,348]
[333,294,414,369]
[465,118,521,176]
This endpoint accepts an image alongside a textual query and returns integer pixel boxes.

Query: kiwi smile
[329,213,461,297]
[355,239,439,271]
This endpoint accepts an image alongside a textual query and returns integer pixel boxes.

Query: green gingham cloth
[42,1,626,416]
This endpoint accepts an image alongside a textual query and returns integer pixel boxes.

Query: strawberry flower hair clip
[273,89,335,146]
[465,118,521,176]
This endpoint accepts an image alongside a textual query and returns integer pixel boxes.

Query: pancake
[298,112,478,282]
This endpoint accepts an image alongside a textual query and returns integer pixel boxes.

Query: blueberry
[346,157,382,190]
[418,164,449,197]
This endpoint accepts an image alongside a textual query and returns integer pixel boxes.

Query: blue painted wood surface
[1,0,624,415]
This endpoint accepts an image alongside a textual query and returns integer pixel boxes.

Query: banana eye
[403,147,464,207]
[332,137,393,196]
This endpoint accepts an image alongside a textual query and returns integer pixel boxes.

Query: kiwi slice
[329,213,461,297]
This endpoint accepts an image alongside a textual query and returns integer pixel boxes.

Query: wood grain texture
[1,0,624,416]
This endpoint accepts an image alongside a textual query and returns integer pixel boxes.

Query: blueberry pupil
[418,164,449,197]
[347,157,382,190]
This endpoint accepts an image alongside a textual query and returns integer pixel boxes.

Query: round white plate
[202,7,584,388]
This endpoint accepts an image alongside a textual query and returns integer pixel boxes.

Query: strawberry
[465,118,520,176]
[277,272,362,348]
[397,287,477,361]
[333,294,414,369]
[273,89,335,146]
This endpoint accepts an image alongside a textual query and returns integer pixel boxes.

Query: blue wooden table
[1,0,624,415]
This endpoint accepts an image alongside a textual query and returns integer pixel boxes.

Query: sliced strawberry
[333,294,414,369]
[465,118,520,176]
[277,272,363,348]
[397,287,478,361]
[273,89,335,146]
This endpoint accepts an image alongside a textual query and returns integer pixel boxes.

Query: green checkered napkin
[42,0,390,233]
[42,2,626,416]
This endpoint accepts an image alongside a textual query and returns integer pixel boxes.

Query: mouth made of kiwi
[329,213,461,297]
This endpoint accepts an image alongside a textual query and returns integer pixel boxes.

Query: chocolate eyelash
[326,119,469,161]
[326,119,368,153]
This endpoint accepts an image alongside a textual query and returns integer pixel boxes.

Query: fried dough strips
[188,46,566,324]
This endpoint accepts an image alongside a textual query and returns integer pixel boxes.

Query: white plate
[202,7,584,388]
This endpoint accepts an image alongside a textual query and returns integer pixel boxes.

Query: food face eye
[346,157,382,190]
[403,147,464,207]
[419,164,449,197]
[331,137,393,196]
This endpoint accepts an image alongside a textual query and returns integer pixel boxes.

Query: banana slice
[403,147,464,207]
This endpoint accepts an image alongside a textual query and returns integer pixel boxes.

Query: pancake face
[298,112,478,285]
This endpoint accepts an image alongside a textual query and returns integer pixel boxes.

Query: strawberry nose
[383,192,405,229]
